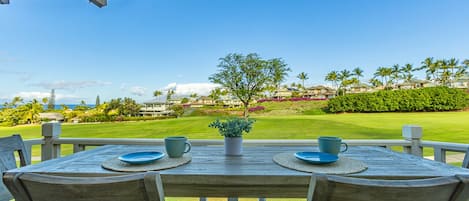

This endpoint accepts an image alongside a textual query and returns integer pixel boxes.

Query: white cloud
[120,83,147,96]
[129,86,146,96]
[13,91,79,100]
[162,82,220,96]
[30,80,112,90]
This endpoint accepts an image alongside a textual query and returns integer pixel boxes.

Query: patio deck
[3,122,469,201]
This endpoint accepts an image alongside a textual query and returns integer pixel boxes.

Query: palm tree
[11,96,23,107]
[454,65,468,81]
[374,67,393,89]
[352,67,363,82]
[338,69,352,95]
[296,72,309,89]
[325,71,339,90]
[166,89,175,102]
[390,64,401,86]
[270,58,291,91]
[448,58,459,86]
[26,99,43,123]
[437,59,450,86]
[421,57,437,82]
[401,63,414,83]
[153,90,162,101]
[463,59,468,65]
[369,78,383,88]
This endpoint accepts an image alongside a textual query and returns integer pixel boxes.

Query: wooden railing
[21,123,469,165]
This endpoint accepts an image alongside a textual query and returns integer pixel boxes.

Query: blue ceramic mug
[165,136,191,158]
[318,136,348,155]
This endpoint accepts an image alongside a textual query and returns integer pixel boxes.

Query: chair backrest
[463,147,469,169]
[307,174,469,201]
[0,134,30,201]
[3,171,165,201]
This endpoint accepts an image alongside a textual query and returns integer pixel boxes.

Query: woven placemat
[102,154,192,172]
[273,152,367,174]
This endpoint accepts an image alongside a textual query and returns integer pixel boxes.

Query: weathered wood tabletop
[7,145,469,198]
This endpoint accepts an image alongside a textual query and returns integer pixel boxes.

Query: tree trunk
[243,103,249,119]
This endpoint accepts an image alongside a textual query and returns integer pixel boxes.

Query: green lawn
[2,112,469,141]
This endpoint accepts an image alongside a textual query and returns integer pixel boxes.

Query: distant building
[349,83,375,94]
[452,75,469,89]
[39,113,64,122]
[139,101,172,116]
[273,87,299,99]
[397,79,434,90]
[303,85,336,99]
[220,97,243,108]
[190,96,216,107]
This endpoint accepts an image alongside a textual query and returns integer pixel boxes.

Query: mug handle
[340,142,348,153]
[184,141,192,153]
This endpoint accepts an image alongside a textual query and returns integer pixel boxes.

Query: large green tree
[209,53,286,118]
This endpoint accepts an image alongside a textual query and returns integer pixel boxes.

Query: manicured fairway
[1,112,469,142]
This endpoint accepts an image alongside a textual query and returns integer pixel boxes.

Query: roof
[306,85,335,90]
[39,113,64,120]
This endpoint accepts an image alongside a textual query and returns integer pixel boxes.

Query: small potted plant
[208,117,255,156]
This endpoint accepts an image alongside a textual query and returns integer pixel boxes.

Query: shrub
[257,97,327,103]
[328,87,469,113]
[248,106,265,112]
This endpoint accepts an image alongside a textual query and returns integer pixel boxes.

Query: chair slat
[3,171,165,201]
[0,134,30,201]
[308,174,466,201]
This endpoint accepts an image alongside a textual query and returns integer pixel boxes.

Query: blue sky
[1,0,469,104]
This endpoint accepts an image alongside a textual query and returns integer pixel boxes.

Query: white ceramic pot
[224,137,243,156]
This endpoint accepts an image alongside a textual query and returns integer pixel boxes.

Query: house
[139,101,172,116]
[39,113,64,122]
[220,97,243,108]
[452,75,469,89]
[349,83,375,94]
[272,87,299,99]
[303,85,336,99]
[397,79,434,90]
[190,96,216,107]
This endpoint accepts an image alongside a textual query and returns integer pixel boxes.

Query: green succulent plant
[208,117,255,137]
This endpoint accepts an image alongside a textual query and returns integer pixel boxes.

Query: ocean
[0,104,96,110]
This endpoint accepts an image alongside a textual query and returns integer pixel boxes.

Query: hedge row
[327,87,469,113]
[79,115,174,122]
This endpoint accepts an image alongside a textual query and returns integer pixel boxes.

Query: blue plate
[294,152,339,164]
[118,151,165,165]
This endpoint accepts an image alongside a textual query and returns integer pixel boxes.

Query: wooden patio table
[6,145,469,198]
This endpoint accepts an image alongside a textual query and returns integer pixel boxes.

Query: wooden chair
[0,134,30,201]
[307,174,469,201]
[3,171,165,201]
[463,147,469,169]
